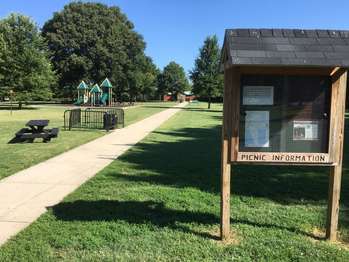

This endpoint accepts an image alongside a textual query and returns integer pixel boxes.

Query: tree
[158,61,189,99]
[138,56,159,101]
[0,33,5,84]
[0,33,7,100]
[0,14,55,106]
[125,55,158,102]
[42,2,147,100]
[190,35,223,109]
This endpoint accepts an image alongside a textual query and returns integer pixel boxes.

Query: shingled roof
[222,28,349,68]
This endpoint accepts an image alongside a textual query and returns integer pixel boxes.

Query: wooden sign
[220,28,349,244]
[237,152,330,164]
[221,65,347,243]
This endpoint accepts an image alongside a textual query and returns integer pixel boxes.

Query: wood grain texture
[326,69,347,241]
[328,69,347,164]
[220,138,231,241]
[220,67,233,240]
[230,67,240,162]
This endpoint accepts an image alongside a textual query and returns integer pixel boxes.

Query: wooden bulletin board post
[220,66,347,242]
[219,28,349,242]
[326,69,347,240]
[220,67,232,241]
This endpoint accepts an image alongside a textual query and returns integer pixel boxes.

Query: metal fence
[86,107,124,128]
[64,107,124,130]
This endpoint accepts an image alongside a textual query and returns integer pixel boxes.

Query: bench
[50,128,59,137]
[15,127,60,143]
[15,128,32,137]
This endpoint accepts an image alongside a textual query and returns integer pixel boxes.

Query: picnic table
[15,119,59,143]
[26,119,49,133]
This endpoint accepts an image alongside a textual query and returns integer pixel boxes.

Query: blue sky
[1,0,349,73]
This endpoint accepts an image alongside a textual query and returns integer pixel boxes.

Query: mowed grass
[0,102,175,179]
[123,102,175,126]
[1,102,349,261]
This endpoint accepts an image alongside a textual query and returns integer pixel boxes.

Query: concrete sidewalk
[0,102,187,245]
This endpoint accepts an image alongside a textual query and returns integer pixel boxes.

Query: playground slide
[100,93,109,105]
[74,98,83,106]
[74,95,89,106]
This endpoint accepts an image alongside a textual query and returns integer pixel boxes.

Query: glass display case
[239,75,331,153]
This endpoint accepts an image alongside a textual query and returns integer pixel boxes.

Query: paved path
[0,102,187,245]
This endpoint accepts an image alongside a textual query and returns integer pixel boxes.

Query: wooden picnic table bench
[26,119,49,132]
[15,120,59,143]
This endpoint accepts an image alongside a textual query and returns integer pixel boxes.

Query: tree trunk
[208,96,211,109]
[18,101,23,110]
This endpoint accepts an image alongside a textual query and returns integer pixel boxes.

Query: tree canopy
[158,61,189,98]
[125,55,159,102]
[190,35,223,108]
[0,14,55,102]
[0,34,7,99]
[42,2,155,100]
[0,33,6,83]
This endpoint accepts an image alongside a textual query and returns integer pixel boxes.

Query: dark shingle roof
[222,28,349,67]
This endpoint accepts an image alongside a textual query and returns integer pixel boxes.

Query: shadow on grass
[7,137,26,144]
[51,110,349,240]
[51,200,323,240]
[51,200,220,240]
[110,125,349,207]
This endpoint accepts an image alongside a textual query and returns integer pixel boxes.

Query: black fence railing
[64,107,124,131]
[86,107,124,128]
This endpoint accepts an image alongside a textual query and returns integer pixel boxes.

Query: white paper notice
[293,121,319,140]
[245,111,270,147]
[243,86,274,105]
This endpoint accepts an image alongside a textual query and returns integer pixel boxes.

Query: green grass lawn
[1,102,349,261]
[0,102,175,179]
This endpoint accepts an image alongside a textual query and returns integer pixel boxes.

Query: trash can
[103,113,117,131]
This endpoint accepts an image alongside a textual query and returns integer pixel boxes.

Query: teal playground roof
[90,84,102,93]
[77,81,88,90]
[100,78,112,88]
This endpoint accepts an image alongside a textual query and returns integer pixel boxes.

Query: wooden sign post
[220,28,349,242]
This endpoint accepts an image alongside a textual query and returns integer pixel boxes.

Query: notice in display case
[245,111,269,147]
[293,121,319,141]
[243,86,274,105]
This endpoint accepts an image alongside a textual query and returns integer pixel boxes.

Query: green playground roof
[100,78,112,88]
[90,84,102,93]
[77,81,88,90]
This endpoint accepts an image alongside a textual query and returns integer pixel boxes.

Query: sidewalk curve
[0,102,187,246]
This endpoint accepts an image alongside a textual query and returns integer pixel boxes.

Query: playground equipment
[74,81,89,105]
[100,78,113,106]
[90,84,102,106]
[74,78,113,106]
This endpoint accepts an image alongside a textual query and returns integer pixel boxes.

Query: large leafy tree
[0,34,7,100]
[141,64,160,100]
[190,35,223,109]
[0,33,6,84]
[42,2,147,100]
[140,57,159,100]
[125,55,158,102]
[158,61,189,99]
[0,14,55,105]
[0,34,7,81]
